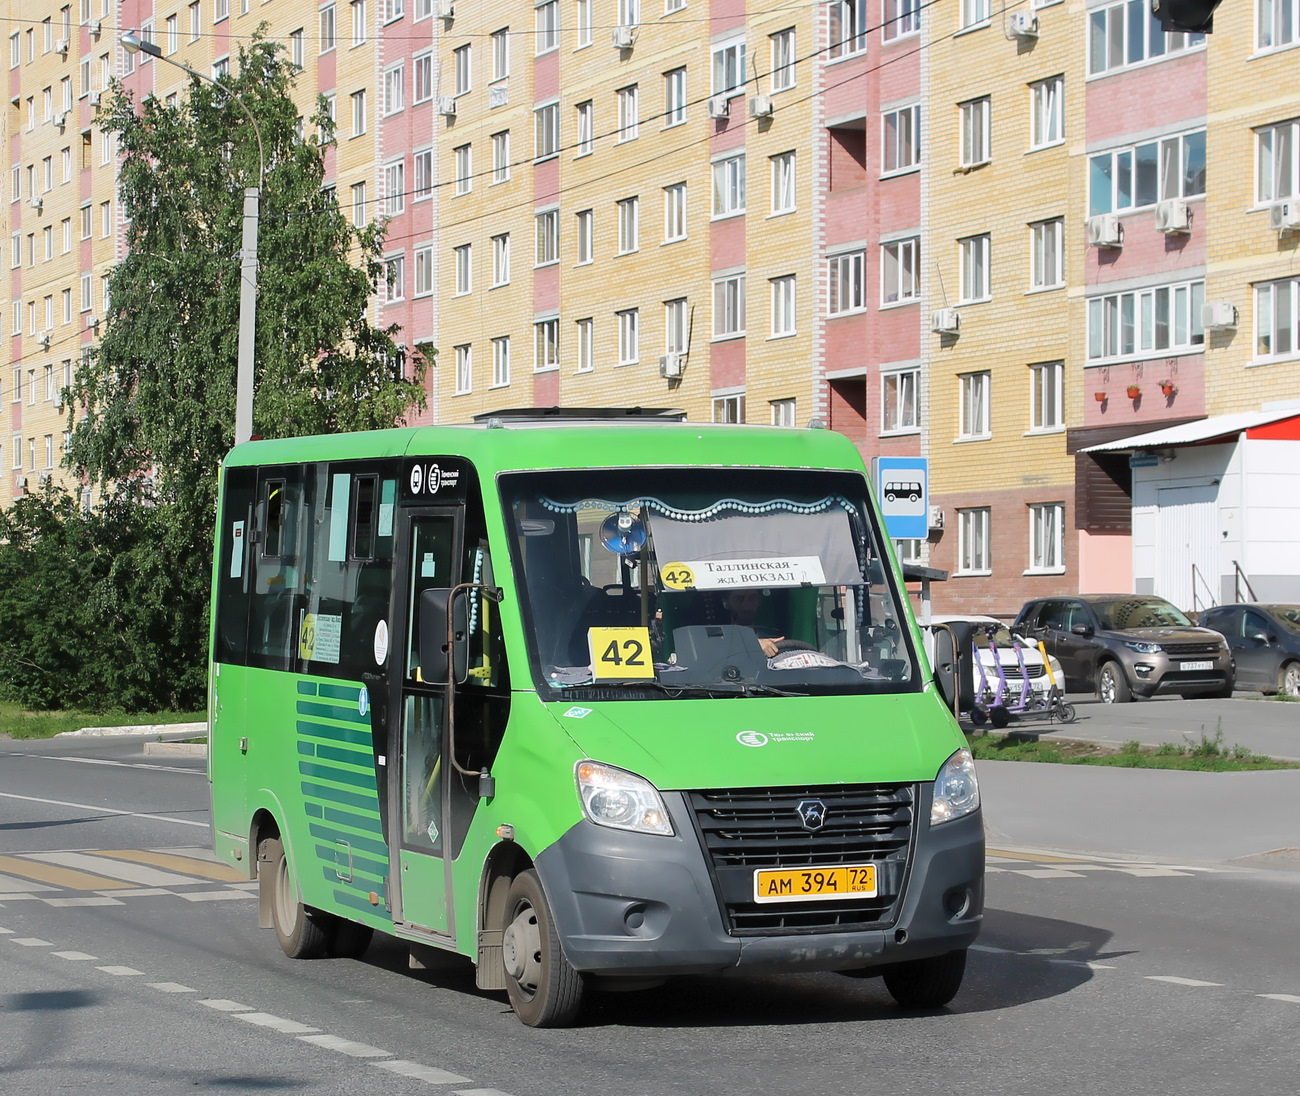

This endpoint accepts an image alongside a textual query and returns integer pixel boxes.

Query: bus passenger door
[391,510,459,939]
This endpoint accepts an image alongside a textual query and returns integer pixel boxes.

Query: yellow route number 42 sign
[588,627,655,680]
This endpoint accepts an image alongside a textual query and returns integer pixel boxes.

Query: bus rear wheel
[260,837,331,960]
[501,870,585,1027]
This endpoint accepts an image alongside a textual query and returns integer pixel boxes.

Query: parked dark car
[1013,594,1233,703]
[1197,603,1300,697]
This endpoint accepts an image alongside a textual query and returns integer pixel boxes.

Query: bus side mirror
[929,624,959,717]
[418,588,468,684]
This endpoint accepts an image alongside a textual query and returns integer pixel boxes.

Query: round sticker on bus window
[660,563,696,591]
[373,620,389,666]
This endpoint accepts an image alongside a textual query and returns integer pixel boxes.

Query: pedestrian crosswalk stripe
[0,854,134,891]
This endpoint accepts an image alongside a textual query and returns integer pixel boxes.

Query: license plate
[1181,660,1214,671]
[753,864,877,904]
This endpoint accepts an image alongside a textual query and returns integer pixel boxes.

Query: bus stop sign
[873,457,928,540]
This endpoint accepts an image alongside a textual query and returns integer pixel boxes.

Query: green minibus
[208,410,983,1026]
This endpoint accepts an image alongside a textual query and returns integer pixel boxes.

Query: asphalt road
[2,730,1299,1095]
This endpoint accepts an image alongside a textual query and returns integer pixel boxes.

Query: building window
[535,0,559,53]
[492,233,511,285]
[883,0,920,40]
[882,104,920,175]
[770,275,796,336]
[711,37,745,97]
[770,151,796,213]
[664,68,687,126]
[770,29,796,90]
[1256,119,1298,204]
[413,149,433,199]
[534,319,559,371]
[350,89,367,137]
[414,53,433,102]
[712,153,746,217]
[534,102,559,160]
[959,371,991,438]
[1254,276,1300,360]
[617,308,639,364]
[1030,76,1064,150]
[454,344,472,394]
[882,368,918,433]
[960,97,991,167]
[453,243,472,295]
[617,196,639,253]
[713,393,745,423]
[1030,219,1063,290]
[491,131,511,184]
[713,274,746,337]
[1029,361,1064,432]
[385,255,405,301]
[1088,1,1205,75]
[384,161,404,216]
[414,246,433,297]
[320,4,336,52]
[960,0,989,28]
[829,0,867,58]
[770,398,796,427]
[575,318,594,372]
[1029,503,1065,572]
[575,209,593,264]
[575,101,594,156]
[959,235,990,303]
[535,208,559,265]
[828,251,865,316]
[453,44,471,96]
[882,239,919,304]
[663,182,687,241]
[664,297,688,353]
[492,336,511,387]
[958,508,991,573]
[453,144,472,195]
[491,28,510,80]
[1089,130,1206,215]
[1087,280,1206,361]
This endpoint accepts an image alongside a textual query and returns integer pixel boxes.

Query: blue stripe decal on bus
[300,781,378,812]
[308,825,389,860]
[298,761,375,790]
[296,720,373,747]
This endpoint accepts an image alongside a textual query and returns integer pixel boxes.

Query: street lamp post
[121,31,263,446]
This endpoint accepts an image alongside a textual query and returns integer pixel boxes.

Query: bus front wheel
[260,836,331,960]
[501,870,585,1027]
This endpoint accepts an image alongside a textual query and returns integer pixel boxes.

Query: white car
[924,614,1067,714]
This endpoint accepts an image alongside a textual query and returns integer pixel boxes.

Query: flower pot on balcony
[1126,385,1141,399]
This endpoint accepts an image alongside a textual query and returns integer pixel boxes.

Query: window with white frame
[414,53,433,102]
[453,144,471,194]
[385,255,405,301]
[829,0,866,58]
[534,102,559,160]
[770,275,796,336]
[1254,276,1299,360]
[959,371,991,438]
[617,308,639,364]
[1088,1,1204,75]
[712,153,745,217]
[384,161,404,216]
[712,38,745,97]
[534,318,559,370]
[960,97,990,167]
[713,393,745,423]
[575,101,594,156]
[492,233,510,285]
[617,196,639,253]
[617,85,639,142]
[828,250,865,315]
[351,89,367,137]
[1087,280,1205,361]
[1089,130,1206,214]
[770,398,796,427]
[713,274,746,337]
[1256,119,1298,204]
[882,104,920,174]
[664,68,686,126]
[882,238,919,304]
[491,28,509,80]
[770,29,796,91]
[384,65,404,115]
[535,208,559,265]
[958,508,991,572]
[491,131,511,183]
[454,344,472,394]
[1258,0,1300,50]
[1029,361,1064,431]
[959,235,990,303]
[575,318,594,372]
[576,0,593,46]
[770,151,795,213]
[535,0,559,53]
[882,367,918,433]
[454,45,471,96]
[351,0,367,45]
[664,297,688,353]
[883,0,920,40]
[1029,503,1065,572]
[492,336,511,386]
[1030,76,1063,150]
[414,246,433,296]
[960,0,989,28]
[413,149,432,199]
[1030,218,1063,290]
[575,209,593,263]
[453,243,471,295]
[663,182,686,241]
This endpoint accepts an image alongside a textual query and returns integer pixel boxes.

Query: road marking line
[202,999,254,1012]
[96,966,143,976]
[1146,976,1223,987]
[0,791,208,828]
[1258,993,1300,1003]
[0,855,134,891]
[10,937,52,946]
[147,982,196,993]
[53,951,98,960]
[45,897,124,907]
[177,890,255,902]
[27,852,200,887]
[96,850,245,882]
[374,1060,472,1085]
[298,1034,391,1058]
[236,1012,321,1035]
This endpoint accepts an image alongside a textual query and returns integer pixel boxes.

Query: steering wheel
[773,639,817,653]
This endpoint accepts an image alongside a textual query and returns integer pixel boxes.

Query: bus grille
[686,784,915,935]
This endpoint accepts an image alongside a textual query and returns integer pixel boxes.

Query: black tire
[329,919,374,959]
[1096,661,1131,704]
[260,837,331,960]
[501,870,585,1027]
[883,949,967,1009]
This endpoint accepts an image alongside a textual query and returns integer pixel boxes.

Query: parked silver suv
[1013,594,1233,703]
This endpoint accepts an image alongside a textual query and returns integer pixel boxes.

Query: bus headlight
[931,748,980,826]
[575,761,675,836]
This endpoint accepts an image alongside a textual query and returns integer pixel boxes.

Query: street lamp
[121,30,263,446]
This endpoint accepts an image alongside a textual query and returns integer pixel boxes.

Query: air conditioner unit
[610,25,636,49]
[437,96,457,117]
[1087,213,1123,247]
[1201,301,1238,330]
[928,505,945,530]
[53,111,68,129]
[88,19,102,36]
[89,90,102,105]
[1155,198,1191,234]
[931,308,961,335]
[437,0,454,17]
[55,38,69,56]
[28,196,42,212]
[658,353,684,378]
[748,95,773,118]
[706,95,730,119]
[1268,201,1300,233]
[1009,11,1038,36]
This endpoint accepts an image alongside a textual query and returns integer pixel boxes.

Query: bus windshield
[502,467,918,698]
